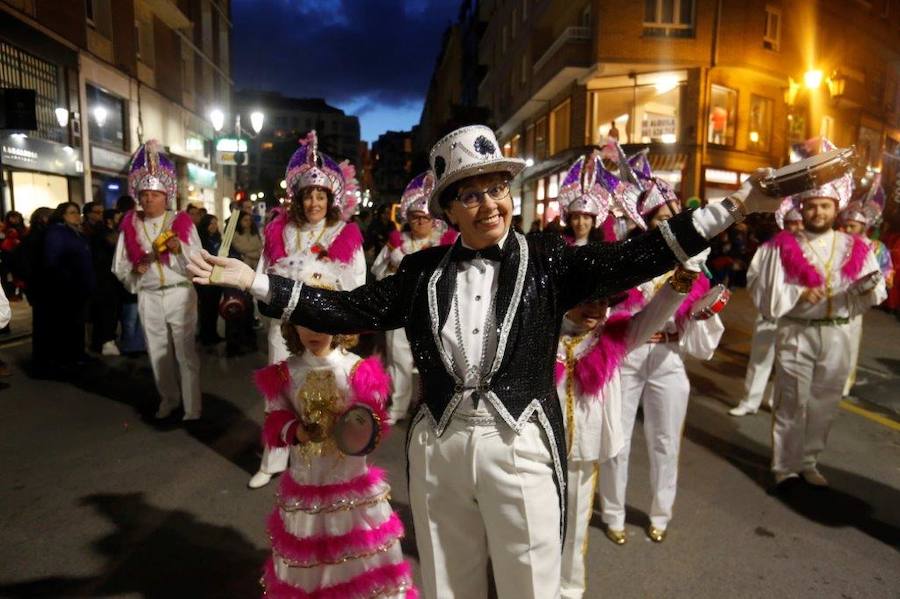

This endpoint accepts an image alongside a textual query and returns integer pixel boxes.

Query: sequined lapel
[435,241,458,331]
[493,232,520,334]
[427,243,460,382]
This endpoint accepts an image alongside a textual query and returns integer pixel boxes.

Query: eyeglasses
[408,214,432,223]
[455,181,511,208]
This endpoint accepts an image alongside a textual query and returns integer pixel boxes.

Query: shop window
[708,84,737,146]
[0,41,66,143]
[535,117,548,160]
[87,84,127,151]
[764,6,781,51]
[510,134,521,158]
[748,95,772,151]
[588,72,683,145]
[86,0,113,38]
[644,0,694,37]
[549,99,571,156]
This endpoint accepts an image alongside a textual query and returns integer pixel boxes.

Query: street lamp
[803,69,823,90]
[209,108,225,133]
[250,111,265,134]
[55,107,69,127]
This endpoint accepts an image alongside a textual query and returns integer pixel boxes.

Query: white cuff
[691,202,735,240]
[249,273,271,303]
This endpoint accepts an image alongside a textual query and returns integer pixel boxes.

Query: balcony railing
[532,26,591,75]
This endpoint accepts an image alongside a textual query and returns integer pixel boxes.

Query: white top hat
[427,125,526,218]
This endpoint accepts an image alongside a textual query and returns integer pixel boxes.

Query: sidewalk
[0,299,31,345]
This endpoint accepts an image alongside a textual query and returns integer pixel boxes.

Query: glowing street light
[209,108,225,132]
[803,69,823,90]
[525,158,535,168]
[250,111,265,134]
[749,130,760,143]
[279,179,287,189]
[92,105,107,127]
[55,107,69,127]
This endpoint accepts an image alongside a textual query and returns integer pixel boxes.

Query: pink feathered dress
[255,349,416,599]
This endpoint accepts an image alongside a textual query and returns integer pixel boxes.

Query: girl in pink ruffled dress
[255,320,416,598]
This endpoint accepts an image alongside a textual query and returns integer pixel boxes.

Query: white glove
[732,167,781,214]
[682,248,711,273]
[188,250,255,291]
[389,247,405,269]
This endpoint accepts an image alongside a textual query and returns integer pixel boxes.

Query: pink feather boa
[262,558,417,599]
[387,229,403,249]
[349,356,392,439]
[278,466,387,508]
[772,230,872,286]
[120,210,192,267]
[554,313,631,398]
[674,275,711,329]
[267,509,405,567]
[263,211,363,266]
[262,410,298,449]
[254,362,292,401]
[439,229,459,246]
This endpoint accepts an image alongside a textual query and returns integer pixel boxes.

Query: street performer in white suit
[748,138,887,487]
[113,140,202,420]
[372,171,457,423]
[189,125,782,599]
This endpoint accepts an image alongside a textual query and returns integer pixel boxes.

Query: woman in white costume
[599,151,724,544]
[371,172,457,423]
[248,130,366,489]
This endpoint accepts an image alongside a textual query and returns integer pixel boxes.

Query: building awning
[647,152,687,172]
[519,147,587,183]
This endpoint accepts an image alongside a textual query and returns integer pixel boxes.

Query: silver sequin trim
[282,281,303,321]
[659,219,690,264]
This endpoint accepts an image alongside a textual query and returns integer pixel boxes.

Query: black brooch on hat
[473,135,495,156]
[434,156,446,180]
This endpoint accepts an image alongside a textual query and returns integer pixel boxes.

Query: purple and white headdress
[127,139,177,206]
[398,171,435,223]
[788,137,854,210]
[285,130,358,219]
[557,150,612,226]
[840,173,885,227]
[775,198,803,229]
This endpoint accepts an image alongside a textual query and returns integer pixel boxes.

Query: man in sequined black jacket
[189,125,777,599]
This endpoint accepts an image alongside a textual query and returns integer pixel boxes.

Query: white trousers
[600,343,689,531]
[259,318,289,475]
[408,412,561,599]
[386,328,416,421]
[137,285,201,417]
[772,322,851,475]
[842,314,863,396]
[737,315,777,411]
[561,461,599,599]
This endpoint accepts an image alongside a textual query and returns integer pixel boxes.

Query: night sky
[232,0,461,142]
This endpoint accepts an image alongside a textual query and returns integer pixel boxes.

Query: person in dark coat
[88,209,123,355]
[196,213,223,346]
[44,202,95,376]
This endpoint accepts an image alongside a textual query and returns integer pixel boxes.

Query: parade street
[0,288,898,599]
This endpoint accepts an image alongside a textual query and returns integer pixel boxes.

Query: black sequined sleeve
[267,258,415,335]
[556,209,709,310]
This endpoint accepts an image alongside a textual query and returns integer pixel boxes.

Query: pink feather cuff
[261,558,417,599]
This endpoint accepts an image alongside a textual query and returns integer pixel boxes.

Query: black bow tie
[452,244,504,263]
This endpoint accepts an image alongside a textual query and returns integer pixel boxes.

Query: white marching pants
[561,461,599,599]
[386,328,416,421]
[737,315,777,411]
[138,286,202,417]
[772,322,851,475]
[600,343,689,531]
[259,318,289,475]
[842,314,863,396]
[408,412,562,599]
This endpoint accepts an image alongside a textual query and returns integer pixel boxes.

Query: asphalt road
[0,289,897,598]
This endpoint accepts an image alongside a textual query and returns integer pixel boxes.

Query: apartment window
[644,0,694,37]
[535,116,548,160]
[86,0,113,38]
[581,4,592,28]
[86,84,127,150]
[588,71,685,144]
[86,0,95,23]
[0,41,66,143]
[764,6,781,51]
[549,99,571,155]
[525,124,535,158]
[748,95,772,152]
[136,18,155,66]
[708,84,737,146]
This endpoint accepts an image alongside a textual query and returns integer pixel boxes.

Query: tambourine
[333,405,382,456]
[152,230,177,254]
[759,147,854,197]
[850,270,882,296]
[689,284,731,320]
[218,288,249,320]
